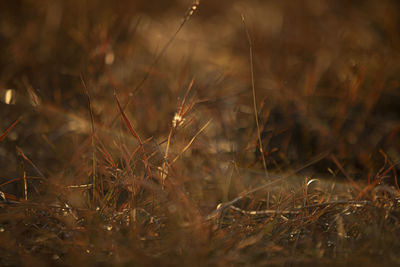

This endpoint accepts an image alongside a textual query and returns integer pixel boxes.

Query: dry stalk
[160,80,195,187]
[241,14,269,180]
[80,74,98,204]
[205,151,330,221]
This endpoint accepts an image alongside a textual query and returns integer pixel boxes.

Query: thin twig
[226,200,372,217]
[0,117,21,142]
[16,147,45,179]
[205,151,330,221]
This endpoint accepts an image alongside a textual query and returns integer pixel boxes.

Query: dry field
[1,0,400,266]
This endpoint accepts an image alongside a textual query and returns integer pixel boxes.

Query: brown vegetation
[1,0,400,266]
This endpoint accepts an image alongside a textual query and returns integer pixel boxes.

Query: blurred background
[1,0,400,195]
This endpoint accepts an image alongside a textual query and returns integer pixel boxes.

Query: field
[1,0,400,266]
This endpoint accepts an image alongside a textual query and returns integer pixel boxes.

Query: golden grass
[1,0,400,266]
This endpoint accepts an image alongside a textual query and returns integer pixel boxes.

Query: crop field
[1,0,400,266]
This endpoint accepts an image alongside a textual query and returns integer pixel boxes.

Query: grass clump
[1,0,400,266]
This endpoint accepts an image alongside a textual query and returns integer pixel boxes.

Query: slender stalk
[80,74,97,205]
[241,14,269,180]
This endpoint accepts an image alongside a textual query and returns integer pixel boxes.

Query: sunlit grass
[1,0,400,266]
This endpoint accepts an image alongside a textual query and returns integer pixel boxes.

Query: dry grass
[1,0,400,266]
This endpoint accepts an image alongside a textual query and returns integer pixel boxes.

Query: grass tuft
[1,0,400,266]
